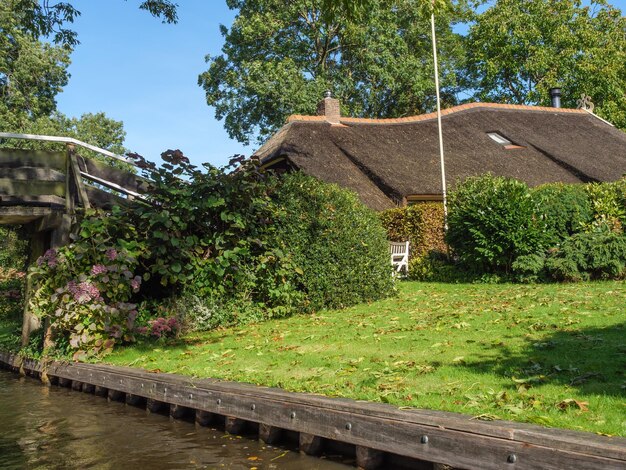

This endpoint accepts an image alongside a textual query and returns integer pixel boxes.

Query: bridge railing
[0,132,148,204]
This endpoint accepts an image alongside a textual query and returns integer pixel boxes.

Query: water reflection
[0,370,348,469]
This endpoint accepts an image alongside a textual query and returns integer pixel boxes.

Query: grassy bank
[105,281,626,437]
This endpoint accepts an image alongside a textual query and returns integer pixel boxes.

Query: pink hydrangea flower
[66,280,101,304]
[130,276,142,291]
[37,249,58,268]
[105,248,118,261]
[91,264,108,276]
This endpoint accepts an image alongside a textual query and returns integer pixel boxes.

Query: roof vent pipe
[550,88,562,108]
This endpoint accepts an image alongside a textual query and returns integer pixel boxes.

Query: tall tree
[200,0,469,145]
[464,0,626,129]
[11,0,178,47]
[0,0,71,128]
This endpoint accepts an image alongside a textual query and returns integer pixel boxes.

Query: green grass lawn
[105,281,626,437]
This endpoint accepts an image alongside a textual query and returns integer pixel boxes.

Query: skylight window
[487,132,512,145]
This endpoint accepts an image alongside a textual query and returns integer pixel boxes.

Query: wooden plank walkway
[1,351,624,469]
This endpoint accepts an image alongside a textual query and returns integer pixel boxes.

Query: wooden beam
[68,147,91,210]
[77,155,149,195]
[0,149,66,170]
[21,231,45,346]
[0,207,59,225]
[3,355,625,470]
[0,179,66,197]
[356,446,385,469]
[84,185,127,209]
[300,433,324,456]
[0,167,65,181]
[0,196,65,208]
[259,424,282,444]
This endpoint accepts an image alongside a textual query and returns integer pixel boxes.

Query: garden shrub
[446,175,548,273]
[130,152,303,312]
[586,178,626,231]
[379,202,446,257]
[532,183,593,245]
[0,226,28,271]
[28,209,148,359]
[0,227,28,323]
[408,251,465,282]
[545,225,626,281]
[272,172,394,311]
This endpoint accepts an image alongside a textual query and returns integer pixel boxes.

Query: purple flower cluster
[91,264,108,276]
[67,280,102,304]
[130,275,142,292]
[148,317,179,339]
[37,249,59,268]
[105,248,118,261]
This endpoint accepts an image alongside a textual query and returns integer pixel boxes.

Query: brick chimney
[317,91,341,124]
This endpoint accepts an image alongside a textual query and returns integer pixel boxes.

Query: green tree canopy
[200,0,469,144]
[11,0,178,47]
[1,0,71,127]
[464,0,626,129]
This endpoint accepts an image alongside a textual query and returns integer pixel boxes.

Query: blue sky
[56,0,245,167]
[56,1,626,168]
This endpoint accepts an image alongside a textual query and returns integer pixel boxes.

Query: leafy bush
[409,252,462,282]
[27,156,395,355]
[586,178,626,229]
[28,210,148,359]
[1,227,28,322]
[272,172,394,311]
[0,226,28,271]
[545,226,626,281]
[532,183,593,245]
[446,175,548,273]
[379,202,446,258]
[127,152,302,319]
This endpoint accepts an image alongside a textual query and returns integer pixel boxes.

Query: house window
[487,132,512,145]
[487,132,525,150]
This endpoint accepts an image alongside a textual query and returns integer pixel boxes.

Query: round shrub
[272,172,394,311]
[586,178,626,230]
[545,228,626,281]
[532,183,593,245]
[446,175,547,273]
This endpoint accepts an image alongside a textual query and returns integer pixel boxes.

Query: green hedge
[446,175,547,273]
[379,202,446,258]
[545,228,626,281]
[532,183,593,245]
[273,172,394,311]
[446,175,626,281]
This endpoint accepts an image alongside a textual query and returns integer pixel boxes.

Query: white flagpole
[430,8,448,231]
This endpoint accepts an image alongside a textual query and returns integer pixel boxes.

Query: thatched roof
[255,103,626,211]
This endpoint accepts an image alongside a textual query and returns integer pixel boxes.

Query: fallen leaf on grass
[557,399,589,412]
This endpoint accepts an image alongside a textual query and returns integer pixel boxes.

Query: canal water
[0,370,349,469]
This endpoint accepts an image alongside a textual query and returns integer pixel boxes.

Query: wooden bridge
[0,132,147,345]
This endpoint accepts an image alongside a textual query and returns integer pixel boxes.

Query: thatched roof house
[255,97,626,211]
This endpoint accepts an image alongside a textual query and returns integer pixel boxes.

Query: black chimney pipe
[550,88,562,108]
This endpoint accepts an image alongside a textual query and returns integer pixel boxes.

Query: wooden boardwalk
[1,351,624,470]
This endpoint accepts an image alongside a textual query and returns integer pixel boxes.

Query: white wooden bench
[389,241,409,275]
